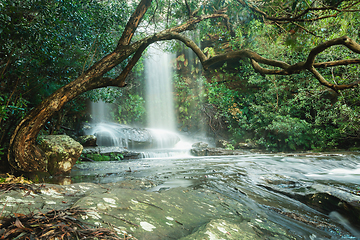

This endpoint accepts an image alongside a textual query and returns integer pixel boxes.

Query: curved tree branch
[315,59,360,68]
[184,0,192,18]
[7,0,360,173]
[166,33,207,64]
[148,32,360,92]
[7,1,232,172]
[117,0,152,48]
[237,0,360,23]
[204,50,291,70]
[202,35,360,91]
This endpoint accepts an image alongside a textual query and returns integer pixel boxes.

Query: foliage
[189,9,360,151]
[110,152,124,161]
[0,0,130,164]
[174,74,207,132]
[84,153,110,162]
[82,153,123,162]
[1,0,360,168]
[111,93,146,125]
[225,143,235,150]
[0,173,32,184]
[171,5,360,152]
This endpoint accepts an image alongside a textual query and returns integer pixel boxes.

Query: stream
[69,151,360,239]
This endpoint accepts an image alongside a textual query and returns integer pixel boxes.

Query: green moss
[85,153,110,161]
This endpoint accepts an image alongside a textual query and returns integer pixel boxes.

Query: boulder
[191,142,208,148]
[78,135,97,147]
[84,122,180,149]
[38,135,83,175]
[216,139,230,148]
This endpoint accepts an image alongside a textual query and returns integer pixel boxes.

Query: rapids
[71,152,360,239]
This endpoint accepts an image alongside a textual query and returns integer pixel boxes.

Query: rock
[0,183,295,240]
[191,142,208,148]
[179,218,288,240]
[38,135,83,175]
[260,177,360,226]
[82,147,142,160]
[77,135,97,147]
[216,139,229,148]
[236,141,257,149]
[83,122,180,148]
[191,147,243,156]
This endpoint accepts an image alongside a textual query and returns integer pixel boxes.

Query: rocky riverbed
[1,152,360,239]
[0,181,318,239]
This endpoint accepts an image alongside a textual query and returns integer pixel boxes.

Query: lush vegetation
[1,0,360,171]
[0,0,142,170]
[173,7,360,151]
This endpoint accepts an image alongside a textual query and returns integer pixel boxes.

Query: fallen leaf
[15,218,25,228]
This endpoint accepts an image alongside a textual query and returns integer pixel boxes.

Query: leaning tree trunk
[8,0,360,172]
[6,0,230,172]
[7,0,153,172]
[7,52,129,171]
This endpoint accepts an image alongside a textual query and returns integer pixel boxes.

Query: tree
[6,0,360,172]
[0,0,128,170]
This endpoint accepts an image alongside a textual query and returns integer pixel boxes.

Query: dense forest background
[1,0,360,171]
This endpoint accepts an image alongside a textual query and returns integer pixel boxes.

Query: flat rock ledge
[0,182,295,239]
[83,147,143,160]
[190,147,245,156]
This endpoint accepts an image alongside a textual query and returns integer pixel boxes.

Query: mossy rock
[39,135,83,175]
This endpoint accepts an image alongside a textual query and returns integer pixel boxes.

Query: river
[71,151,360,239]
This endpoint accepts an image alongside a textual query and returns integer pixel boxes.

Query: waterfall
[86,41,199,152]
[145,44,176,132]
[91,99,106,123]
[187,31,206,135]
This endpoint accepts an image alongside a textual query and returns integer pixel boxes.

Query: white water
[87,42,199,153]
[91,100,107,123]
[142,43,194,154]
[87,46,182,150]
[145,44,176,131]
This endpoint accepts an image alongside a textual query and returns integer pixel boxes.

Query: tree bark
[7,0,154,172]
[7,0,360,172]
[7,0,229,172]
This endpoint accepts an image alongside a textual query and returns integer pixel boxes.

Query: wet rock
[82,147,142,160]
[236,141,258,149]
[77,135,97,147]
[216,139,230,148]
[180,218,289,240]
[83,123,180,148]
[260,177,360,226]
[191,147,244,156]
[0,183,295,240]
[38,135,83,175]
[191,142,208,148]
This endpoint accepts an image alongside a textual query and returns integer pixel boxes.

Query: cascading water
[88,99,130,148]
[144,43,186,152]
[86,40,200,155]
[86,46,184,153]
[145,44,176,132]
[91,100,106,123]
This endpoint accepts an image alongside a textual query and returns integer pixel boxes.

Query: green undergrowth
[81,153,124,162]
